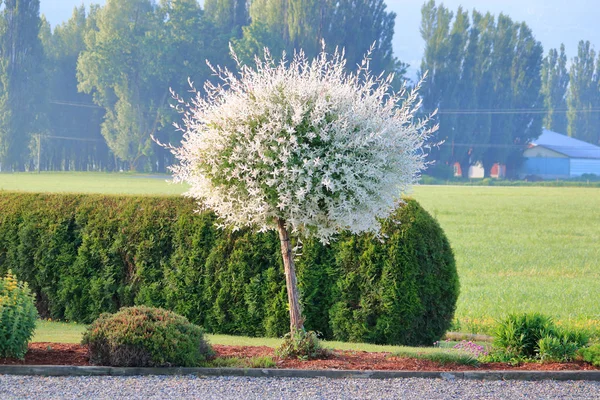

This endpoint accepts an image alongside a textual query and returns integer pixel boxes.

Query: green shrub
[493,313,555,358]
[276,330,328,360]
[328,200,459,346]
[82,306,212,367]
[0,192,458,346]
[538,335,579,362]
[492,313,589,362]
[579,344,600,367]
[0,270,38,359]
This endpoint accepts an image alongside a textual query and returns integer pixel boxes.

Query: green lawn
[412,185,600,334]
[32,320,472,360]
[0,172,187,195]
[3,173,599,335]
[33,320,87,344]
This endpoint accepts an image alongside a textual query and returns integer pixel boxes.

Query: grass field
[32,320,474,362]
[0,172,187,195]
[2,172,599,335]
[412,185,600,335]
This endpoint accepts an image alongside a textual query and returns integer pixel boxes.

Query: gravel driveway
[2,375,600,399]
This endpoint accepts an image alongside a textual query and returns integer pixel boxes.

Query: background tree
[567,40,600,145]
[541,44,569,134]
[77,0,214,171]
[77,0,162,171]
[168,48,435,340]
[420,2,542,178]
[153,0,216,171]
[204,0,249,38]
[233,0,406,83]
[0,0,45,171]
[492,20,542,178]
[41,6,109,171]
[456,10,494,177]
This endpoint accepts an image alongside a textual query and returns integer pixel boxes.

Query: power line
[49,100,600,116]
[427,108,600,115]
[434,142,600,149]
[43,135,102,142]
[49,100,103,109]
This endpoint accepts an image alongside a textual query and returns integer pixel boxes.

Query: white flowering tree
[168,45,437,334]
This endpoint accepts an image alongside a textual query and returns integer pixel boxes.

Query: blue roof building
[520,129,600,179]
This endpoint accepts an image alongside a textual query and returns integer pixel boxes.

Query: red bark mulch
[1,342,598,371]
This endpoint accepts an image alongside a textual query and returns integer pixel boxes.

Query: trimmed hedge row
[0,192,459,346]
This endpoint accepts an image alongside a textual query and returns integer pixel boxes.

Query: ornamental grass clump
[82,306,212,367]
[0,270,38,359]
[166,43,436,356]
[486,313,589,363]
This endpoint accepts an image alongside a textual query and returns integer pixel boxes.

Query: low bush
[490,313,588,363]
[276,330,328,360]
[538,335,579,363]
[0,270,38,359]
[0,192,458,346]
[82,306,212,367]
[579,344,600,367]
[493,313,555,358]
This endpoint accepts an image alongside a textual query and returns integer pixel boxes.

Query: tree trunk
[459,160,470,179]
[276,218,304,333]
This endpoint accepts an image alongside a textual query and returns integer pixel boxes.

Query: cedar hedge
[0,192,458,346]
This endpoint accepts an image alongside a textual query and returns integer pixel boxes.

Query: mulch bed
[1,342,598,371]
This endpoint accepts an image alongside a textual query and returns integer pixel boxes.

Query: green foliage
[0,270,39,359]
[234,0,403,84]
[199,355,276,368]
[82,306,212,367]
[329,201,459,346]
[537,335,580,363]
[0,0,46,170]
[491,313,589,363]
[40,6,109,172]
[275,330,328,360]
[493,313,556,358]
[579,344,600,367]
[0,192,457,346]
[567,40,600,145]
[392,348,479,366]
[420,1,543,178]
[541,45,569,134]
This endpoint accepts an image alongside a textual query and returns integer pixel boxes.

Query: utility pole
[37,134,41,173]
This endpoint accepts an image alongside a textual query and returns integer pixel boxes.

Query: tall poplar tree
[541,44,569,134]
[234,0,405,81]
[42,6,109,171]
[420,3,542,178]
[567,40,600,145]
[77,0,212,171]
[0,0,45,170]
[204,0,249,37]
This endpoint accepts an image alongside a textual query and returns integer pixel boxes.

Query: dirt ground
[1,343,598,371]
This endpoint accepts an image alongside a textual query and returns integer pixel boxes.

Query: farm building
[520,129,600,179]
[453,162,505,179]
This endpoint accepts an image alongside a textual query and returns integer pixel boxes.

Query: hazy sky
[41,0,599,78]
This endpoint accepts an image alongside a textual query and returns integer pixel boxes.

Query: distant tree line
[420,0,600,178]
[0,0,598,174]
[0,0,402,171]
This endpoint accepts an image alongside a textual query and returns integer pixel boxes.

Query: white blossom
[167,44,437,243]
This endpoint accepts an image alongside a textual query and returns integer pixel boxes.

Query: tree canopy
[1,0,598,175]
[167,46,435,334]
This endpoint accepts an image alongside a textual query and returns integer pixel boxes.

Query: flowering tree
[168,45,437,334]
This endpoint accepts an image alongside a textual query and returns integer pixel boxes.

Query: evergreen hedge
[0,192,458,346]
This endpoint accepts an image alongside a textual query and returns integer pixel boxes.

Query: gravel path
[1,375,600,399]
